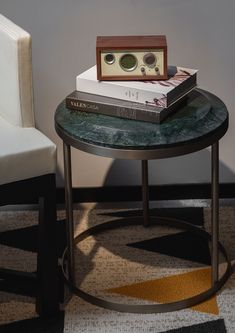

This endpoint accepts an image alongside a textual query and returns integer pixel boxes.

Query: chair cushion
[0,116,56,185]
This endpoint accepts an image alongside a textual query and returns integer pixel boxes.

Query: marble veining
[55,89,228,150]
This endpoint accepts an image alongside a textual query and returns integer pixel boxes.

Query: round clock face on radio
[119,54,138,71]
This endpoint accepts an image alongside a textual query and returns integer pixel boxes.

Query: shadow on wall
[103,148,235,186]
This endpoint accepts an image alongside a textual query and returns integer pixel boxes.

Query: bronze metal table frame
[55,93,231,313]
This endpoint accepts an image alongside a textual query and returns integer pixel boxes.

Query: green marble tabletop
[55,89,228,155]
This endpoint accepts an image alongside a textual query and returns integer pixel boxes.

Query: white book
[76,65,197,108]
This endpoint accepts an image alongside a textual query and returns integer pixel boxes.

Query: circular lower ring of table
[61,216,231,313]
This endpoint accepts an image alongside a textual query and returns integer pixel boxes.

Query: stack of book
[66,65,198,123]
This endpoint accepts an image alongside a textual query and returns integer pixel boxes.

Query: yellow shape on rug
[106,267,219,315]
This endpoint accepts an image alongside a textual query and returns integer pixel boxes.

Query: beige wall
[1,0,235,187]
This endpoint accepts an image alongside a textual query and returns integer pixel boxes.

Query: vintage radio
[96,35,167,81]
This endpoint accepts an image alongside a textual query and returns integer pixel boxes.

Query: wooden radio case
[96,35,167,81]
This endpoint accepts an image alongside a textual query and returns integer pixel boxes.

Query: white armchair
[0,14,59,316]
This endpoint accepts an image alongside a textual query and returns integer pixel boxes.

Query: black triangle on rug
[99,207,204,226]
[127,230,211,265]
[0,219,66,256]
[0,219,66,299]
[160,319,227,333]
[0,311,64,333]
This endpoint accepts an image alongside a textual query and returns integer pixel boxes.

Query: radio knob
[155,67,160,75]
[141,67,145,74]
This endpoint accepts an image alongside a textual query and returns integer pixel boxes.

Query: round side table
[55,89,231,313]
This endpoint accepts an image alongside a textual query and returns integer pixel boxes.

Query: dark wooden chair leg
[37,174,60,316]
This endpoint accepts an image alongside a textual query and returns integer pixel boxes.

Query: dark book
[65,90,190,124]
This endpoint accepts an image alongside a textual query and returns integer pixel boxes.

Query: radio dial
[104,53,115,65]
[143,53,157,68]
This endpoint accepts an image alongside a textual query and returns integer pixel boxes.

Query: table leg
[211,141,219,285]
[142,160,150,227]
[63,142,75,283]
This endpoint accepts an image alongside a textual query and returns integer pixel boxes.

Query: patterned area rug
[0,206,235,332]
